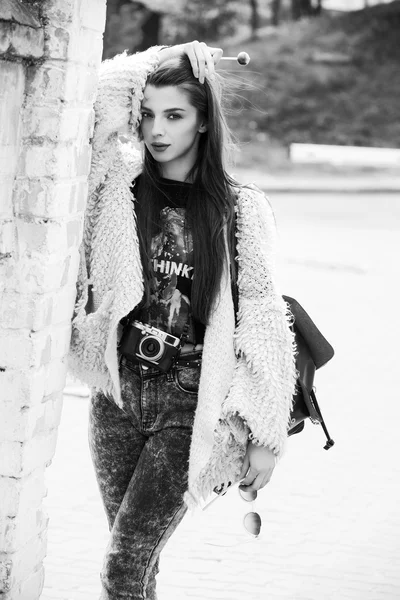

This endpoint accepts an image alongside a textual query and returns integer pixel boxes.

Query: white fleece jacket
[68,47,297,508]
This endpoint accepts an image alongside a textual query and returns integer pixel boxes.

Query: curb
[233,170,400,193]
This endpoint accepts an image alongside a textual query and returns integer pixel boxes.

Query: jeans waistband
[120,351,202,373]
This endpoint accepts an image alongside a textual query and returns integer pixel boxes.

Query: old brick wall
[0,0,106,597]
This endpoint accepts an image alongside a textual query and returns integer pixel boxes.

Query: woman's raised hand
[159,41,223,84]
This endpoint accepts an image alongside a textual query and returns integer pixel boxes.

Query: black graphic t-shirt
[130,176,205,346]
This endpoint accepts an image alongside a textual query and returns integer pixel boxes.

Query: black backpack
[284,295,335,450]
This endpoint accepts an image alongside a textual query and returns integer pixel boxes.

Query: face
[140,85,207,180]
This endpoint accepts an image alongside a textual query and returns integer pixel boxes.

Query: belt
[120,352,202,371]
[175,352,203,368]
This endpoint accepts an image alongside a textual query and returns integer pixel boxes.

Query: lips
[151,143,170,152]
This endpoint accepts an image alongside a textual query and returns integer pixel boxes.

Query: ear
[198,122,208,133]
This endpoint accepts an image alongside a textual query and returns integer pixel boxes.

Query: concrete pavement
[41,192,400,600]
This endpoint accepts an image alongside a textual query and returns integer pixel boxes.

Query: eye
[140,112,152,119]
[167,114,182,120]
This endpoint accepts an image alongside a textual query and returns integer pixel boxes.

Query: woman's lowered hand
[159,41,223,83]
[239,442,277,492]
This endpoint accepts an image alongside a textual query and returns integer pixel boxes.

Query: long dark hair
[136,55,238,326]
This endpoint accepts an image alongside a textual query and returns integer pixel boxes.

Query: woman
[69,41,297,600]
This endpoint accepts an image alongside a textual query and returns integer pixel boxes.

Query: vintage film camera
[119,320,181,372]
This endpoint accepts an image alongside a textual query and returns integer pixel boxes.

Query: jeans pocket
[173,366,201,395]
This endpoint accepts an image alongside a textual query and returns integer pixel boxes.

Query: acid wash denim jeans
[88,354,201,600]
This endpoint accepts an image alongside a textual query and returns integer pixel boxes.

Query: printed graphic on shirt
[138,206,195,340]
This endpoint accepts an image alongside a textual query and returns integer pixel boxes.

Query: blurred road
[41,192,400,600]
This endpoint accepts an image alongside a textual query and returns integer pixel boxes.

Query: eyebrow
[140,106,187,113]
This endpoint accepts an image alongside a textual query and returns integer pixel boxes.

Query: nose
[151,117,165,138]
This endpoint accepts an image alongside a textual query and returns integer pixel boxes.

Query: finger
[240,467,257,487]
[243,472,264,492]
[193,41,206,83]
[239,455,250,480]
[199,42,216,80]
[209,47,223,65]
[259,471,273,490]
[185,43,199,79]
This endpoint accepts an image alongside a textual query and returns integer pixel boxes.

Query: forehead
[142,85,193,110]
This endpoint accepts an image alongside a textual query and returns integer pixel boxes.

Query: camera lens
[139,335,164,362]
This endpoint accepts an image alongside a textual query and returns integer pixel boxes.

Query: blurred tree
[291,0,320,20]
[271,0,282,25]
[174,0,238,41]
[250,0,261,38]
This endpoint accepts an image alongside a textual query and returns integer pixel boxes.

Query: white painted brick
[0,63,25,146]
[0,330,35,370]
[13,178,88,220]
[0,506,48,553]
[4,23,44,59]
[64,63,99,104]
[0,429,58,477]
[0,470,46,517]
[17,143,92,179]
[0,285,75,332]
[0,220,15,256]
[3,251,78,294]
[25,61,66,106]
[0,145,19,178]
[44,25,69,60]
[79,0,107,33]
[68,27,103,68]
[17,565,45,600]
[0,529,47,593]
[21,105,60,140]
[0,291,53,330]
[0,178,14,218]
[0,367,46,409]
[0,394,63,442]
[44,359,68,397]
[44,0,74,28]
[59,107,95,144]
[15,217,73,256]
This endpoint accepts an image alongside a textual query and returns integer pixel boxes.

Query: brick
[0,506,48,553]
[68,27,103,68]
[79,0,107,33]
[0,220,14,256]
[59,107,95,144]
[44,0,74,27]
[17,143,92,179]
[44,359,68,397]
[15,215,83,256]
[44,25,69,60]
[0,470,46,517]
[2,251,78,294]
[0,429,58,477]
[18,565,45,600]
[13,178,88,219]
[0,291,53,331]
[0,145,18,182]
[0,179,14,218]
[0,393,63,442]
[64,63,99,104]
[25,62,66,106]
[21,105,60,141]
[0,22,45,59]
[0,529,47,593]
[0,62,25,147]
[0,287,76,331]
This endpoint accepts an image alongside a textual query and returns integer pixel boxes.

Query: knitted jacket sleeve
[92,46,164,148]
[221,186,297,458]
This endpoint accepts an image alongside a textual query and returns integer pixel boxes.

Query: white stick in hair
[220,52,251,65]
